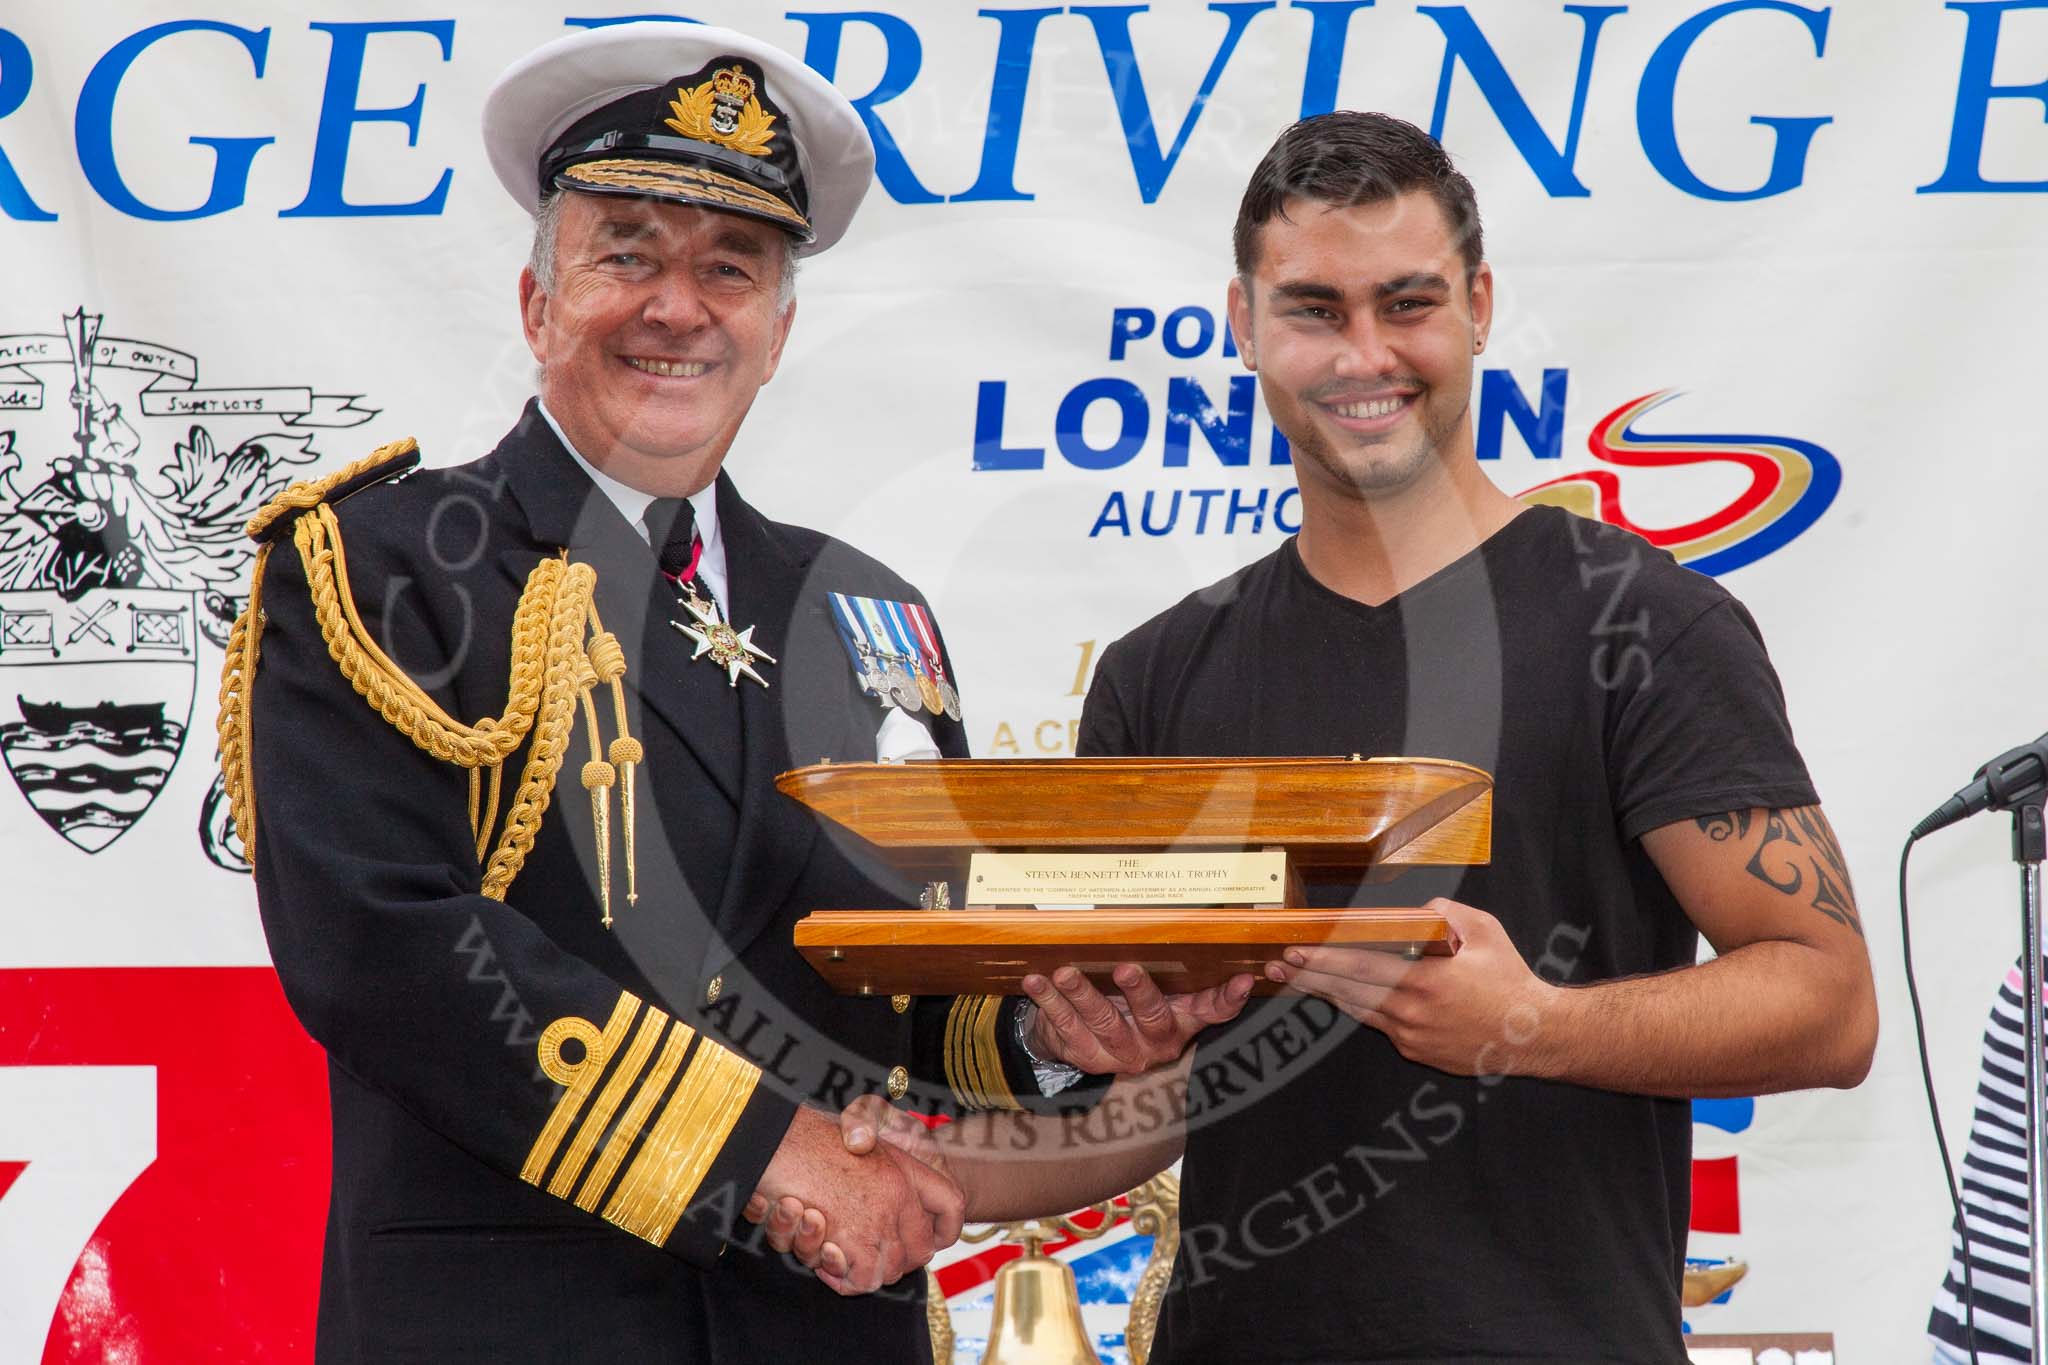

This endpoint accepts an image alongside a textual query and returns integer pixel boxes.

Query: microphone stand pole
[2017,793,2046,1362]
[1919,736,2048,1354]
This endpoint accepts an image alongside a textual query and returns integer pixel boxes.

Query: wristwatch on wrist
[1014,999,1084,1095]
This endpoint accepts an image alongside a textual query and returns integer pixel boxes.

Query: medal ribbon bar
[827,592,881,696]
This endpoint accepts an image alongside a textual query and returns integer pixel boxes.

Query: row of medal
[827,593,962,722]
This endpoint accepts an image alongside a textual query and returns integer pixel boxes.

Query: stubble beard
[1282,385,1470,502]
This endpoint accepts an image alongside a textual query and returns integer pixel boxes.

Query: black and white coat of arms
[0,309,374,866]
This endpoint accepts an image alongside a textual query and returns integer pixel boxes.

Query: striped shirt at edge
[1932,963,2036,1362]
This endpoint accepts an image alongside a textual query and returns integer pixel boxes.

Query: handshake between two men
[742,965,1257,1294]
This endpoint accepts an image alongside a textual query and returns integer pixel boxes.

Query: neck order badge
[655,529,776,690]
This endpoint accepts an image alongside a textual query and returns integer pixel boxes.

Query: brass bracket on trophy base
[783,756,1492,997]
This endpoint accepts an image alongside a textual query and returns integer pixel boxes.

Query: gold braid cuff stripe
[523,991,641,1185]
[603,1032,761,1245]
[217,438,644,920]
[520,992,760,1247]
[576,1016,693,1213]
[943,995,1020,1112]
[549,1003,669,1200]
[943,996,982,1108]
[558,159,810,231]
[973,995,1020,1110]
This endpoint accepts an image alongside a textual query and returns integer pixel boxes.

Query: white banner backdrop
[3,2,2046,1360]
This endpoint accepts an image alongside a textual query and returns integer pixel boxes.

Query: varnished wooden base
[777,757,1493,883]
[793,907,1458,996]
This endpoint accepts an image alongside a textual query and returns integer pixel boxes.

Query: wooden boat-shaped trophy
[783,756,1492,997]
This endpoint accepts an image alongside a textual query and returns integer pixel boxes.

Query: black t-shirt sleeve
[1076,637,1141,758]
[1608,596,1818,841]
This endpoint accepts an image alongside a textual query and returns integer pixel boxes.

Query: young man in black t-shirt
[796,113,1877,1363]
[1004,113,1876,1363]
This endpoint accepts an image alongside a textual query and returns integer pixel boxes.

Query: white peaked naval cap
[482,21,875,256]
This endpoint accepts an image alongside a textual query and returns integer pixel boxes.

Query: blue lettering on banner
[281,21,455,218]
[973,380,1046,471]
[1111,307,1237,361]
[1920,0,2048,192]
[1003,303,1335,536]
[76,21,275,221]
[1421,4,1623,197]
[1090,491,1133,537]
[792,10,943,205]
[0,28,55,220]
[1162,375,1255,466]
[1274,486,1301,531]
[1139,489,1181,535]
[1477,368,1569,461]
[1636,1,1834,201]
[985,308,1683,540]
[1295,1,1378,118]
[1226,486,1268,533]
[7,3,2048,219]
[1073,2,1276,203]
[1057,378,1150,470]
[951,7,1062,204]
[1160,306,1216,358]
[1109,307,1156,361]
[1088,484,1300,538]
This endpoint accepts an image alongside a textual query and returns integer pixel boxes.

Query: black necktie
[639,494,743,802]
[644,497,700,587]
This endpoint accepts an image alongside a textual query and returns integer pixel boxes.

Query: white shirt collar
[536,399,728,614]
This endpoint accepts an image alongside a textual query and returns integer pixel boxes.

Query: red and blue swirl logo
[1516,390,1841,576]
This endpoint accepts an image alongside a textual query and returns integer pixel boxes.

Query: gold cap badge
[667,64,778,157]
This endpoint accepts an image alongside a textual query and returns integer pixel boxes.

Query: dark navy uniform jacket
[246,402,1046,1362]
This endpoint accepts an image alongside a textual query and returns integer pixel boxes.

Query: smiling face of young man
[519,192,795,496]
[1228,189,1492,506]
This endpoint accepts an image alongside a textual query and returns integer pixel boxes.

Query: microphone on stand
[1911,732,2048,840]
[1904,727,2048,1365]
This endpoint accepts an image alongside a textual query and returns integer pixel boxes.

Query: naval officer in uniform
[220,22,1095,1361]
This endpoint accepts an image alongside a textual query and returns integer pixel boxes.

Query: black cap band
[543,131,799,200]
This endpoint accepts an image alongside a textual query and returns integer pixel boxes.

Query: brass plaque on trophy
[964,850,1289,907]
[783,756,1491,997]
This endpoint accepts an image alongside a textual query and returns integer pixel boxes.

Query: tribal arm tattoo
[1693,806,1862,937]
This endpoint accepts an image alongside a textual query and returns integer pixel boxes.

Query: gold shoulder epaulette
[244,437,423,544]
[216,438,644,922]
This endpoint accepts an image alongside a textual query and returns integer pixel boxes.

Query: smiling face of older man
[518,191,797,498]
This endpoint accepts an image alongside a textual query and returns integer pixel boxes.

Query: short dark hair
[1232,112,1483,281]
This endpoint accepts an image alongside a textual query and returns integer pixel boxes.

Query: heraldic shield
[0,586,196,852]
[0,306,375,860]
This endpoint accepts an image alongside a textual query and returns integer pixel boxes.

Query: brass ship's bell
[979,1237,1101,1365]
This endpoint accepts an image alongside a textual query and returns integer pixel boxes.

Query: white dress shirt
[534,401,938,761]
[537,400,727,616]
